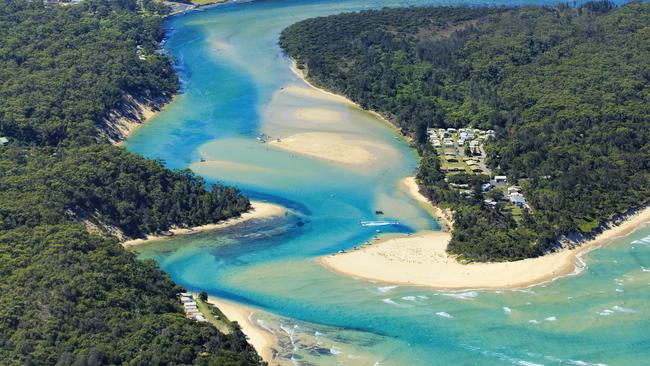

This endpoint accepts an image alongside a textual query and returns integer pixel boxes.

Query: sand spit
[122,201,285,248]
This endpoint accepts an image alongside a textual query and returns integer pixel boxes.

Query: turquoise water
[125,1,650,364]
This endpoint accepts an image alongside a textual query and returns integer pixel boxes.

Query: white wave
[440,291,479,300]
[330,348,342,355]
[377,285,398,293]
[417,295,429,299]
[641,266,650,272]
[612,305,636,313]
[598,305,636,316]
[528,319,540,324]
[631,235,650,245]
[382,298,410,308]
[436,311,453,318]
[518,361,543,366]
[401,296,417,301]
[503,306,512,314]
[545,316,557,322]
[314,331,322,336]
[615,288,624,293]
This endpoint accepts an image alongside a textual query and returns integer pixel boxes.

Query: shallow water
[125,0,650,364]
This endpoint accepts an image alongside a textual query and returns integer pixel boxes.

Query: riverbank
[288,60,399,132]
[122,201,285,248]
[208,297,277,365]
[321,205,650,290]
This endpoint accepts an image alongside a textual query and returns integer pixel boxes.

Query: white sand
[322,179,650,289]
[292,107,342,123]
[208,297,276,364]
[122,201,285,248]
[269,132,383,165]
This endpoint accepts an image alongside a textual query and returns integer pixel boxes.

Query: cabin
[483,199,498,207]
[493,175,507,186]
[509,193,527,208]
[507,185,522,195]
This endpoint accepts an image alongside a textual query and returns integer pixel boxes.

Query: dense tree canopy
[0,0,261,364]
[281,2,650,260]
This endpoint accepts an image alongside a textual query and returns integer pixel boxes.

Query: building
[507,185,522,195]
[493,175,507,186]
[0,137,8,146]
[509,193,527,208]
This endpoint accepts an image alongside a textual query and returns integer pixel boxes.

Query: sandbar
[122,201,285,248]
[269,132,382,165]
[208,297,276,365]
[292,107,342,123]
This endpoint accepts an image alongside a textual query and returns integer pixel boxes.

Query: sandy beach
[401,177,454,230]
[269,132,386,165]
[122,201,285,248]
[208,297,276,364]
[321,199,650,290]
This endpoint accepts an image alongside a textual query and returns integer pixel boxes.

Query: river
[124,0,650,364]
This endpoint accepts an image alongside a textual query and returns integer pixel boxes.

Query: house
[0,137,8,146]
[483,199,498,207]
[180,296,193,303]
[444,140,453,147]
[509,193,527,208]
[469,140,480,149]
[457,139,465,146]
[507,185,522,195]
[450,183,469,189]
[493,175,507,186]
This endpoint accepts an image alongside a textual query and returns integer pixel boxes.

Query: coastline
[321,177,650,290]
[122,201,285,248]
[207,297,277,365]
[107,96,175,146]
[401,176,454,230]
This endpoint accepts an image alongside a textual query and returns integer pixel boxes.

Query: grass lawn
[196,298,232,334]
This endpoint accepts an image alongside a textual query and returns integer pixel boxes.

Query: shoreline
[401,176,454,231]
[122,201,285,248]
[108,96,175,146]
[207,297,277,365]
[321,187,650,290]
[287,59,402,134]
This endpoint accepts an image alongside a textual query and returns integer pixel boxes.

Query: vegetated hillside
[280,1,650,261]
[0,0,261,364]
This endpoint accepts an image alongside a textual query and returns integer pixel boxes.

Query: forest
[0,0,261,364]
[281,1,650,260]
